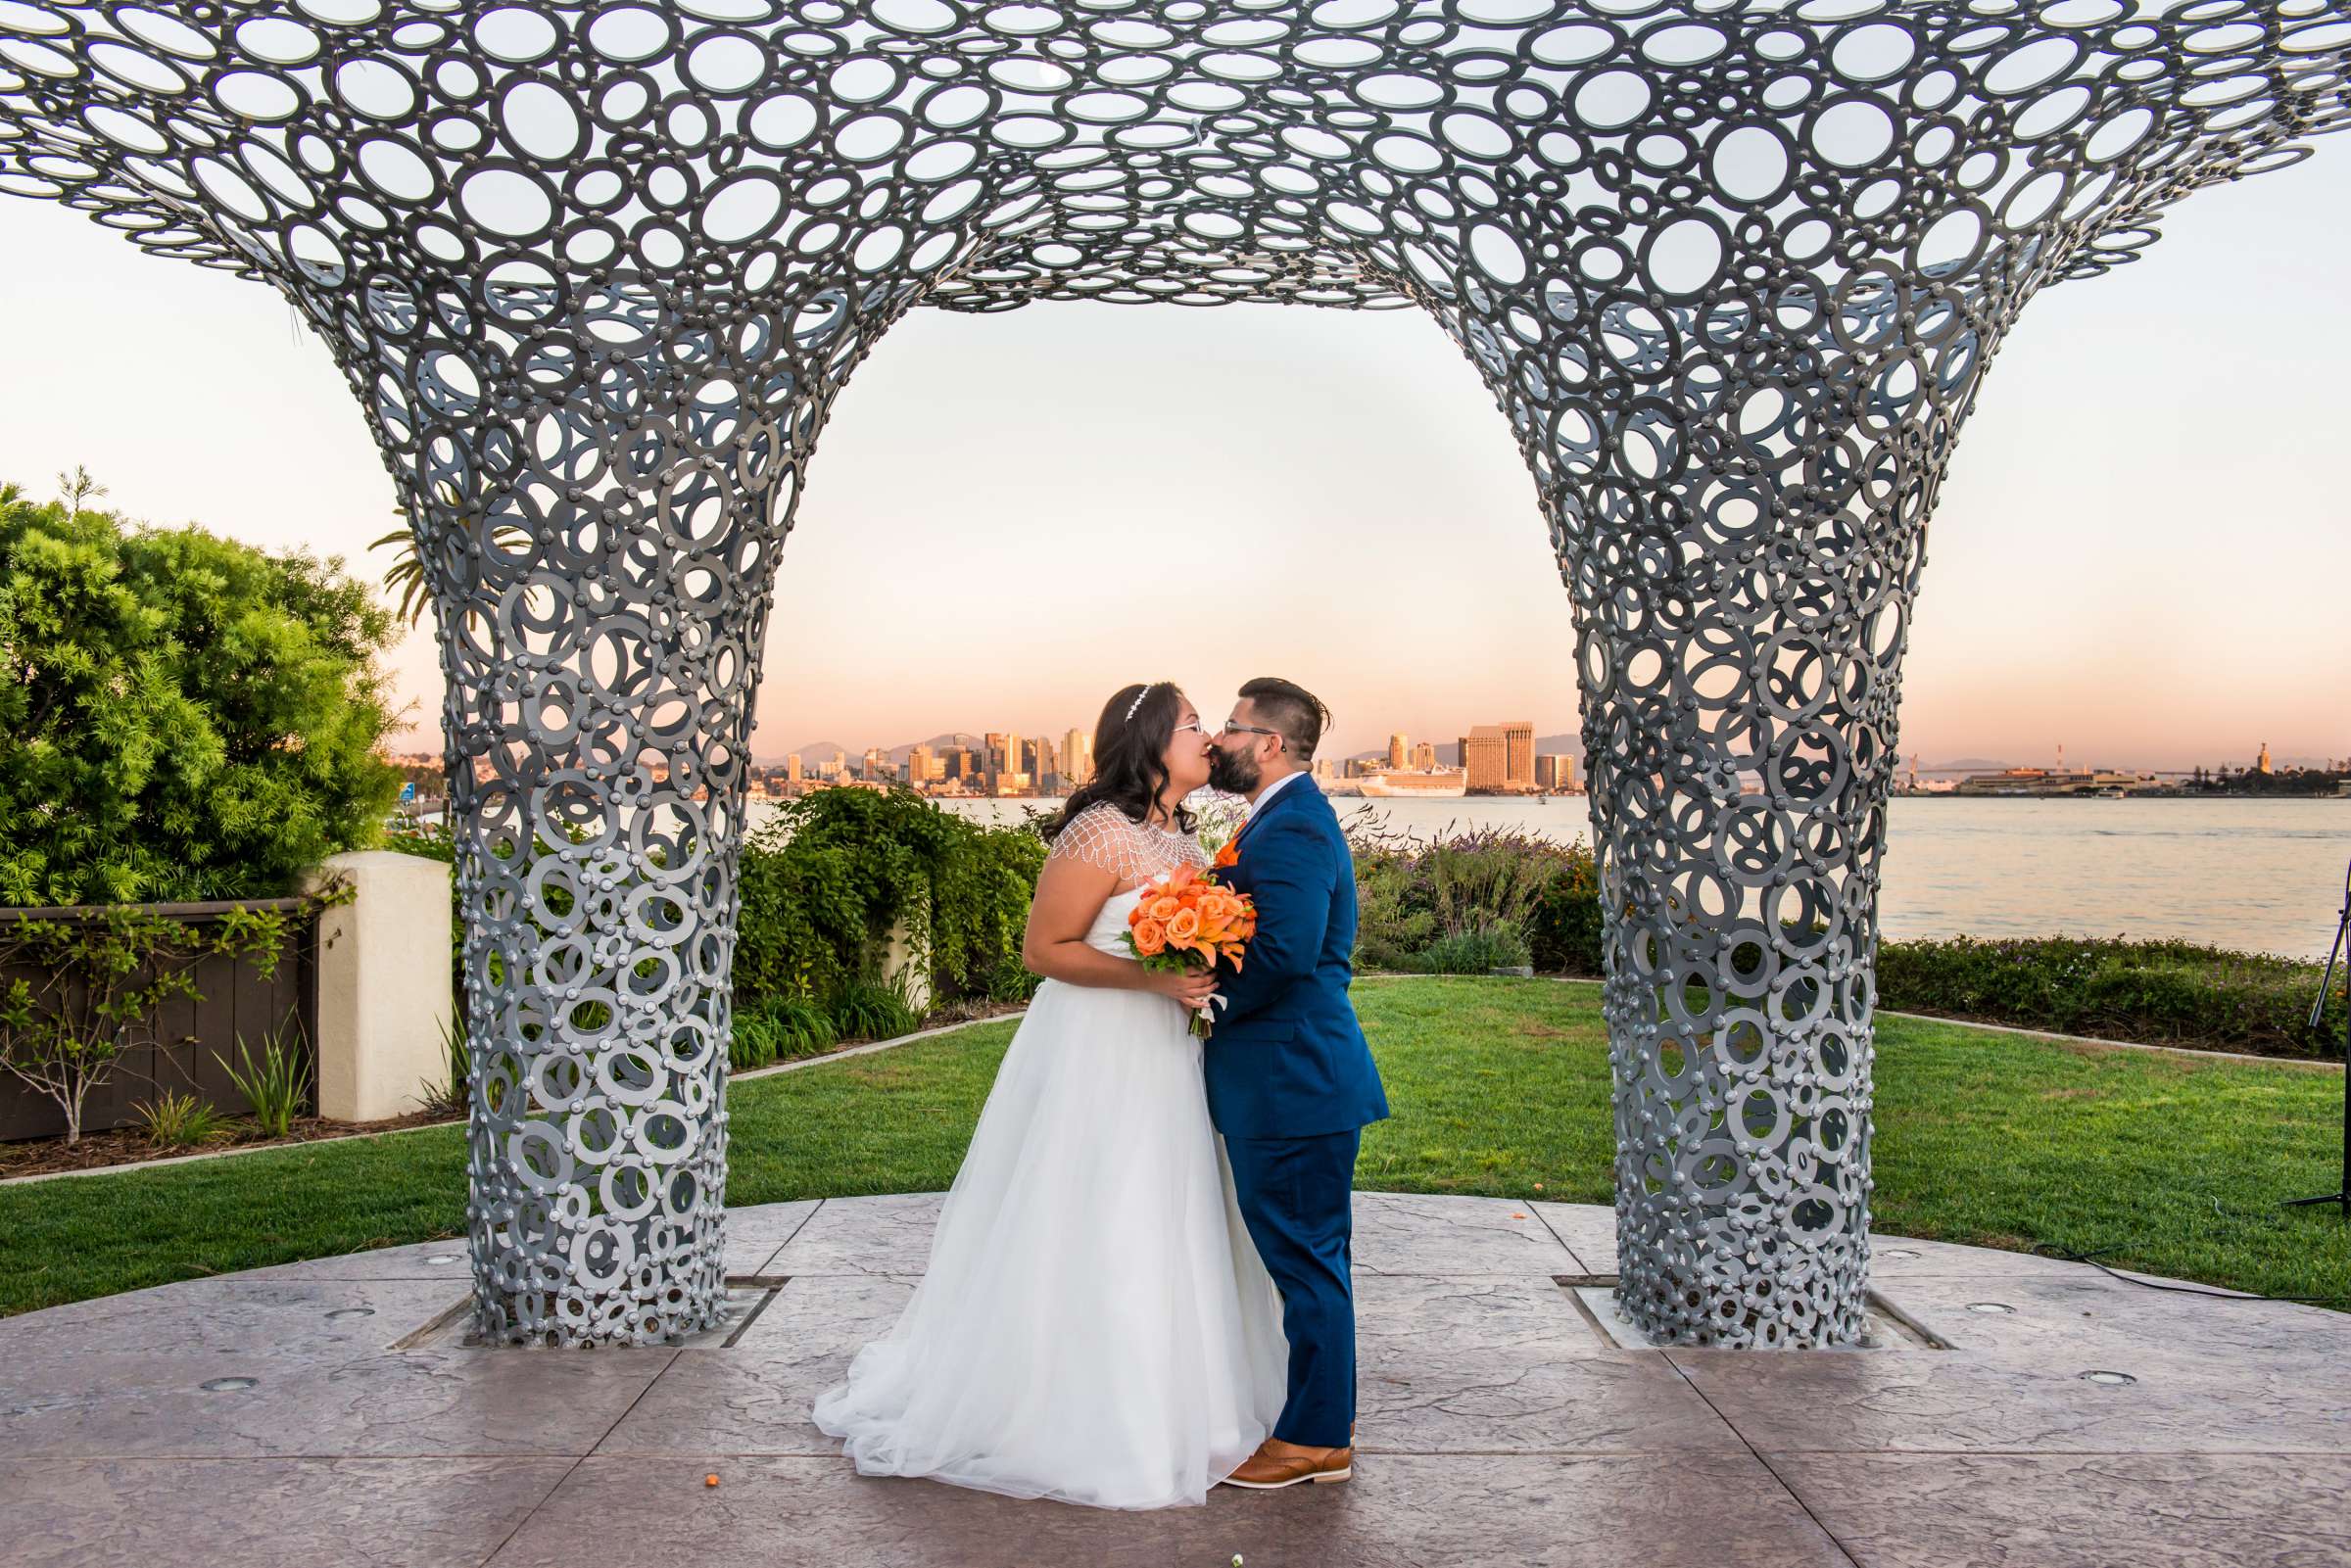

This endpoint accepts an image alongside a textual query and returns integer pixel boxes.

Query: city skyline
[734,720,2330,780]
[1,146,2346,774]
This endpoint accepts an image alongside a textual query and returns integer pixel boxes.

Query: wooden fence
[0,898,318,1142]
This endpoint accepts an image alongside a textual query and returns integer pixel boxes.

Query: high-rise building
[907,743,935,784]
[1063,728,1093,787]
[1536,753,1578,791]
[862,746,890,782]
[1388,733,1409,770]
[984,732,1018,792]
[1463,728,1509,792]
[2258,740,2273,774]
[1459,723,1538,791]
[1503,722,1535,789]
[786,753,803,784]
[1410,740,1437,772]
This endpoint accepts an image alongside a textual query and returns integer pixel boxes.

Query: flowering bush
[1345,808,1601,975]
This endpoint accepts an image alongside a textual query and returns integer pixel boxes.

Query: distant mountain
[887,732,984,765]
[777,740,851,765]
[766,732,988,768]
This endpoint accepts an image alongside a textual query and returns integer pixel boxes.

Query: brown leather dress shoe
[1219,1436,1353,1489]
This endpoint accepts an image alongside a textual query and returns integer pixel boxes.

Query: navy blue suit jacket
[1204,775,1390,1140]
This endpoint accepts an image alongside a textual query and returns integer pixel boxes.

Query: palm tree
[369,479,527,628]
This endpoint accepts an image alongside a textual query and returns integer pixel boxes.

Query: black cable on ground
[2025,1203,2350,1305]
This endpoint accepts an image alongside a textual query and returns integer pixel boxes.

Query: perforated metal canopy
[1,0,2342,1348]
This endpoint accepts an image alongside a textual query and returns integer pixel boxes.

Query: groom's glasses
[1220,722,1285,748]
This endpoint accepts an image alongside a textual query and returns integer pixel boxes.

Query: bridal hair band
[1124,683,1159,723]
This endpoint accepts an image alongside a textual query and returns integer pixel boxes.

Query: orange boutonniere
[1212,833,1241,870]
[1121,859,1258,1036]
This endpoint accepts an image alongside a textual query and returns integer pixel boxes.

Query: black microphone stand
[2285,853,2351,1216]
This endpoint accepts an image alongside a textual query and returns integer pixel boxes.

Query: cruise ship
[1356,768,1469,799]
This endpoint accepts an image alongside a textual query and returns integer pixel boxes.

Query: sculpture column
[1421,268,1958,1346]
[411,278,840,1344]
[1570,445,1909,1349]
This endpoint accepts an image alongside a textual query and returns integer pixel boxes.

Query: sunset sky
[0,144,2344,773]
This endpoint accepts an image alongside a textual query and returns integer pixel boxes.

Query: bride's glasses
[1171,718,1207,736]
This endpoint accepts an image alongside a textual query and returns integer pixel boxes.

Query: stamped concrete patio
[2,1192,2345,1567]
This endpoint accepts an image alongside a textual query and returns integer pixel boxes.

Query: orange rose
[1167,907,1201,945]
[1132,918,1167,956]
[1147,895,1180,922]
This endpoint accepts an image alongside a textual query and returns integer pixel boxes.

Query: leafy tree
[0,479,405,904]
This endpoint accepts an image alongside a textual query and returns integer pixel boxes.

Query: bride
[809,681,1288,1509]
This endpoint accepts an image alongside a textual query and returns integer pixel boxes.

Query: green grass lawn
[2,976,2345,1316]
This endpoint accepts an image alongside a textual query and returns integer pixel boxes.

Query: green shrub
[729,995,840,1072]
[830,974,923,1043]
[416,1015,468,1118]
[0,481,404,904]
[1526,853,1604,975]
[764,995,841,1061]
[130,1089,225,1149]
[730,1011,781,1071]
[216,1022,312,1137]
[1352,844,1439,971]
[1876,933,2349,1060]
[1408,921,1534,974]
[932,815,1048,1003]
[736,786,1042,1015]
[1346,809,1597,976]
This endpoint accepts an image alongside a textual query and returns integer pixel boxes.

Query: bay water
[868,793,2351,964]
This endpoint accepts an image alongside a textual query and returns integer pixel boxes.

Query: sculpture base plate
[396,1278,783,1353]
[1559,1274,1949,1352]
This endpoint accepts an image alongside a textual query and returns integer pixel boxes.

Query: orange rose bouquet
[1123,860,1257,1037]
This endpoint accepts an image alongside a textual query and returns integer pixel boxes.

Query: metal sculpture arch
[1,1,2342,1348]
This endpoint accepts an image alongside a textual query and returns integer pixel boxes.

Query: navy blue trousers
[1223,1127,1361,1449]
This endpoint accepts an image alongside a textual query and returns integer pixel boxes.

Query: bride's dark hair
[1040,682,1197,843]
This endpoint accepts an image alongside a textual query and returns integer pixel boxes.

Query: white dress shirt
[1248,767,1310,813]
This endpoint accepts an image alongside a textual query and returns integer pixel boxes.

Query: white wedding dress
[809,803,1289,1509]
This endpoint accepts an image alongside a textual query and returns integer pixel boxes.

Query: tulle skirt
[809,974,1288,1509]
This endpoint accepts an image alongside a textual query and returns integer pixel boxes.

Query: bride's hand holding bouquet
[1123,861,1257,1037]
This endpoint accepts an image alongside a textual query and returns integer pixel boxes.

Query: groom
[1203,677,1390,1490]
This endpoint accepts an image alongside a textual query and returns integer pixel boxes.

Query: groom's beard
[1207,745,1260,795]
